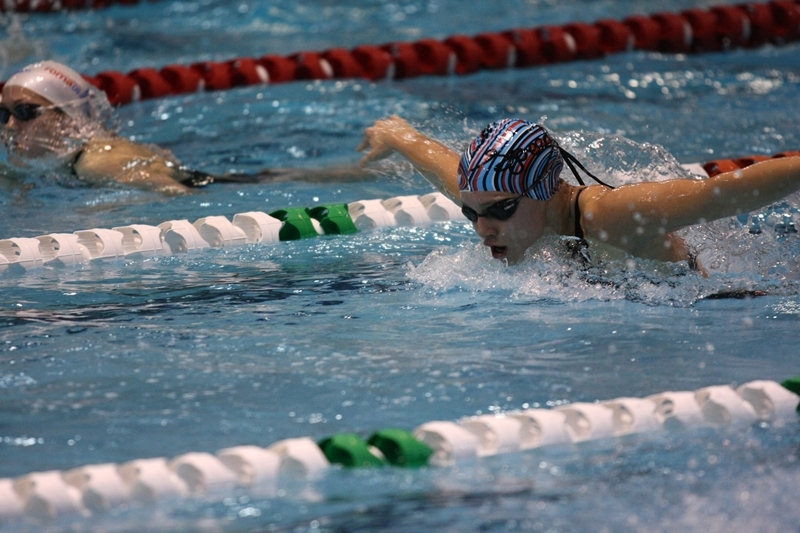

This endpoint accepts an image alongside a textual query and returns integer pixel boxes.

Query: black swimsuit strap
[573,187,586,239]
[179,168,216,188]
[70,148,85,177]
[179,168,265,187]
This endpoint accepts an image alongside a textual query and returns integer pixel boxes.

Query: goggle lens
[461,196,523,223]
[0,103,43,125]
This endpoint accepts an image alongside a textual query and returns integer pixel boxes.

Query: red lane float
[739,3,778,47]
[444,35,483,75]
[563,22,603,60]
[412,39,455,76]
[6,0,799,106]
[594,19,635,55]
[474,33,516,69]
[351,45,394,80]
[683,9,717,52]
[703,151,800,177]
[539,26,578,63]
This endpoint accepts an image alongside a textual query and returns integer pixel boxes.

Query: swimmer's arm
[694,156,800,220]
[74,138,190,195]
[584,156,800,248]
[357,116,462,204]
[239,164,373,183]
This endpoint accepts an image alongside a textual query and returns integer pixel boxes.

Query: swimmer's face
[461,190,548,264]
[1,85,79,165]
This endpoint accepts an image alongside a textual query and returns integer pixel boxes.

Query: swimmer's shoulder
[575,184,694,265]
[573,183,612,231]
[74,137,189,194]
[78,137,176,164]
[74,137,143,185]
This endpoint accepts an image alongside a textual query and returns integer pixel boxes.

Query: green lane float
[367,428,434,468]
[307,204,358,235]
[318,434,386,468]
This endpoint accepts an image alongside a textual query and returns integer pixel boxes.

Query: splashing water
[0,16,45,78]
[408,237,710,306]
[1,86,116,172]
[558,130,697,186]
[683,195,800,279]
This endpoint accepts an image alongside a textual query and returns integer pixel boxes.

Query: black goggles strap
[559,147,615,190]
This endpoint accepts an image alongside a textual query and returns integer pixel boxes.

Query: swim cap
[458,118,564,201]
[4,61,96,121]
[1,61,115,166]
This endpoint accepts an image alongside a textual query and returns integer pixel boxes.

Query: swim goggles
[461,193,527,223]
[0,103,43,125]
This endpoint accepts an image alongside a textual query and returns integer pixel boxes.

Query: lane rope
[1,1,799,105]
[0,376,797,522]
[2,151,799,276]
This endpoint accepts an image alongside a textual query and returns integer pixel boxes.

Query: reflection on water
[1,1,799,532]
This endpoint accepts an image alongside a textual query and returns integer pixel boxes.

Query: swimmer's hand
[357,115,462,203]
[357,116,418,166]
[224,164,372,183]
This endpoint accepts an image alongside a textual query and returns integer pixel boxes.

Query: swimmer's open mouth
[491,246,507,259]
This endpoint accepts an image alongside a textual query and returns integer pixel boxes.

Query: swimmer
[1,60,368,195]
[358,116,800,267]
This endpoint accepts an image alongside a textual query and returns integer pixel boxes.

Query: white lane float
[0,193,466,274]
[0,378,796,524]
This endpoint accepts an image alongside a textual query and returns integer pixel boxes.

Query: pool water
[1,0,800,531]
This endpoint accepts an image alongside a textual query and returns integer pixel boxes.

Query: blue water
[1,1,800,532]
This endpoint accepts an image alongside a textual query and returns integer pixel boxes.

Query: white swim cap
[4,60,96,121]
[1,61,116,167]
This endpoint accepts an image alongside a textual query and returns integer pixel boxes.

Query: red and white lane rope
[2,1,798,105]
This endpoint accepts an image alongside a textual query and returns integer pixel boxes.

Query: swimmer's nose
[4,114,26,131]
[473,216,498,238]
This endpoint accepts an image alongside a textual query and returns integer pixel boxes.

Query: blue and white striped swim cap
[458,118,564,201]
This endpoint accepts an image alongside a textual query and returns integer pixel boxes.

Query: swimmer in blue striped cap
[359,115,800,267]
